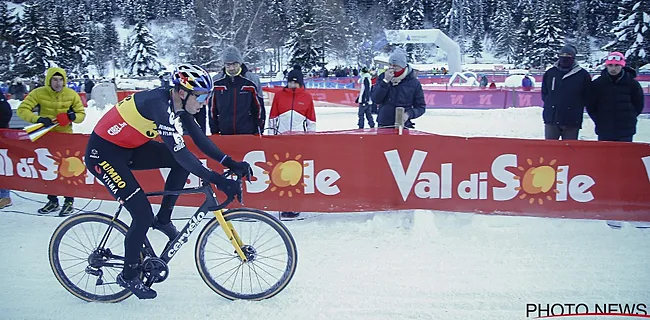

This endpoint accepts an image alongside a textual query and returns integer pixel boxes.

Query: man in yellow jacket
[17,67,86,216]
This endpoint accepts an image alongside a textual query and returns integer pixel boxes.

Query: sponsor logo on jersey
[97,160,127,193]
[107,122,127,136]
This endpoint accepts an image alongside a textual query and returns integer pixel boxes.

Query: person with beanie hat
[587,52,644,142]
[16,67,86,216]
[210,46,266,135]
[222,46,243,65]
[286,65,305,87]
[371,50,425,128]
[268,64,316,220]
[541,43,592,140]
[357,67,375,128]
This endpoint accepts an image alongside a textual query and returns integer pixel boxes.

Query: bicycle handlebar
[145,170,247,211]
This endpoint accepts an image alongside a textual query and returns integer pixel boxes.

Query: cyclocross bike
[48,175,298,302]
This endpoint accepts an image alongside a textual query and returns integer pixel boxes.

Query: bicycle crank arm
[213,210,248,262]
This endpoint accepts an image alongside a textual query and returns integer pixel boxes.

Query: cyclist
[85,64,252,299]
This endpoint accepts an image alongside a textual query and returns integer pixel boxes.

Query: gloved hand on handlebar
[221,156,253,181]
[210,171,242,201]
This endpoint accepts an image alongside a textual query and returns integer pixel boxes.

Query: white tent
[383,29,462,73]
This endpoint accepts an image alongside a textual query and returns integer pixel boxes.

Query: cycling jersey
[93,87,227,181]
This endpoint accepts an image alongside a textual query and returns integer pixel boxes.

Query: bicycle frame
[98,179,248,266]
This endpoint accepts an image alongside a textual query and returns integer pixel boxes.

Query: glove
[36,117,53,127]
[67,107,76,121]
[56,112,71,126]
[210,172,242,201]
[222,156,253,181]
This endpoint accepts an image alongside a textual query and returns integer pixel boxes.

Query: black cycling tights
[85,133,190,279]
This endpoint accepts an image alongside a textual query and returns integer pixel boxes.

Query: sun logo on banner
[513,157,562,205]
[52,150,87,185]
[263,153,309,197]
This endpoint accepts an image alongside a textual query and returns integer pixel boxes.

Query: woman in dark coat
[587,52,644,142]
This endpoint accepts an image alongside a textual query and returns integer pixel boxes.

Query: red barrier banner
[1,129,650,221]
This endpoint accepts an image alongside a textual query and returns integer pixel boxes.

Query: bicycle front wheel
[48,212,133,303]
[195,208,298,300]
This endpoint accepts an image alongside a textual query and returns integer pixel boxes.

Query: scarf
[390,66,410,86]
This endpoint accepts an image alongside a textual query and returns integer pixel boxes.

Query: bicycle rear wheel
[195,208,298,300]
[48,212,134,302]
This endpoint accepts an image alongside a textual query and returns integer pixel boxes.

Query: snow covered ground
[1,104,649,320]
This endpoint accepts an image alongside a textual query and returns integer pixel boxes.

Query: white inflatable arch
[384,29,462,73]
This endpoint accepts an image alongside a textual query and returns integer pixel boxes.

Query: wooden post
[395,107,405,135]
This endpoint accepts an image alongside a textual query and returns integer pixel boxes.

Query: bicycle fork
[213,209,248,262]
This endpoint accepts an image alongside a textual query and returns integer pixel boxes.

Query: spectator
[541,44,591,140]
[488,82,497,89]
[587,52,644,142]
[158,74,169,88]
[8,78,26,101]
[479,74,488,89]
[371,50,426,129]
[268,66,316,134]
[357,67,375,128]
[209,46,265,135]
[522,74,533,91]
[0,93,11,209]
[16,67,86,216]
[1,80,8,95]
[268,65,316,220]
[83,75,95,100]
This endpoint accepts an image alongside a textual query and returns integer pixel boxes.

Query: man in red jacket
[268,66,316,219]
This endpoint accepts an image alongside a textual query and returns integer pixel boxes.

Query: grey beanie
[388,50,408,68]
[559,44,577,57]
[222,46,243,64]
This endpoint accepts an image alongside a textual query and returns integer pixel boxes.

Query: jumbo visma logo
[385,150,596,204]
[95,160,127,194]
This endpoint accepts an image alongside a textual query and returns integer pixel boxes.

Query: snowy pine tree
[396,0,426,60]
[493,0,516,63]
[468,32,483,62]
[446,0,473,41]
[531,0,565,68]
[14,1,58,78]
[558,0,575,36]
[575,0,591,63]
[286,0,322,68]
[53,7,93,74]
[0,2,18,79]
[481,0,497,34]
[513,1,536,67]
[604,0,650,69]
[625,0,650,68]
[429,0,452,32]
[91,18,120,76]
[89,23,106,76]
[589,0,618,40]
[264,0,289,50]
[190,21,217,68]
[127,22,162,76]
